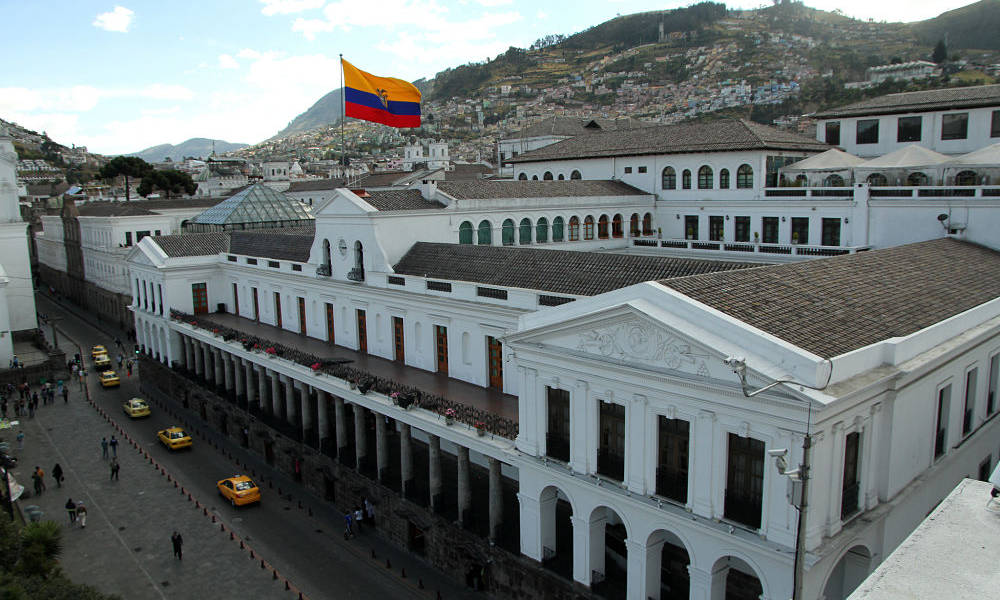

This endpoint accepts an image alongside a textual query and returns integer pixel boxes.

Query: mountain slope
[274,88,344,139]
[911,0,1000,50]
[129,138,248,162]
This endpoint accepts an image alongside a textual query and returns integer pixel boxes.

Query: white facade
[0,128,37,338]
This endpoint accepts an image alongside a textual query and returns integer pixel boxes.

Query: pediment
[126,245,156,267]
[313,190,376,217]
[528,307,727,380]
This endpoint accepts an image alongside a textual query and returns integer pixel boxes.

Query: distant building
[498,116,651,176]
[0,127,38,363]
[865,60,938,86]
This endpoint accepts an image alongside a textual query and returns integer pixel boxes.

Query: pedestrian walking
[110,436,118,457]
[354,505,363,533]
[65,498,76,523]
[171,531,183,559]
[126,360,133,377]
[101,437,108,459]
[52,463,63,488]
[1,399,7,419]
[109,458,120,481]
[343,512,354,539]
[62,387,68,403]
[32,466,44,495]
[16,430,23,451]
[76,501,87,528]
[365,497,374,522]
[117,354,123,368]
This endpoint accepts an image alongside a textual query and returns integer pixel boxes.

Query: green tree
[137,170,197,199]
[97,156,153,201]
[17,521,61,577]
[932,39,948,64]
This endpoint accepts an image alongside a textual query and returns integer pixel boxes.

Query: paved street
[25,293,484,600]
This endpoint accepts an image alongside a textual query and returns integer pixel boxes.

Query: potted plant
[791,232,799,244]
[475,420,486,437]
[753,232,759,243]
[444,408,456,426]
[390,391,400,405]
[310,362,321,374]
[265,346,277,357]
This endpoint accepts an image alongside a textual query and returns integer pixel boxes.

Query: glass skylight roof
[192,184,313,225]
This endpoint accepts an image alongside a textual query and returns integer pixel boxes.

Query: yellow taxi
[99,370,120,388]
[217,475,261,507]
[91,345,107,359]
[122,397,150,418]
[93,353,112,369]
[157,426,192,450]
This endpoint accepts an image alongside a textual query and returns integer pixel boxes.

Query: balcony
[316,264,331,277]
[634,238,867,259]
[347,267,365,282]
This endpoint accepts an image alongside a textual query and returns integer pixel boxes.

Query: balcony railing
[316,264,331,277]
[635,238,865,257]
[545,432,570,463]
[841,482,860,519]
[597,448,625,482]
[347,267,365,282]
[723,489,762,530]
[762,185,1000,199]
[655,466,688,504]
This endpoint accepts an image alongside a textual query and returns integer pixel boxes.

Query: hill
[273,88,344,139]
[911,0,1000,50]
[128,138,248,162]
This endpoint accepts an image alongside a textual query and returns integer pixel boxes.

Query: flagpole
[340,53,346,183]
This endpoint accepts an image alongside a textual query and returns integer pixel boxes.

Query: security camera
[937,213,949,222]
[768,448,788,458]
[724,356,747,374]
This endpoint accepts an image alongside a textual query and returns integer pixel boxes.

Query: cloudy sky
[0,0,979,154]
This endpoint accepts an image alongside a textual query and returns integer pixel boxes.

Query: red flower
[310,362,321,370]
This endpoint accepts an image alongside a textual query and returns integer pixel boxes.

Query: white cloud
[291,17,336,40]
[476,0,512,5]
[0,84,193,115]
[536,10,548,19]
[92,6,134,33]
[218,54,239,69]
[316,0,449,30]
[260,0,325,16]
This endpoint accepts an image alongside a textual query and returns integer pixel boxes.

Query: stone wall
[138,355,596,600]
[38,264,133,330]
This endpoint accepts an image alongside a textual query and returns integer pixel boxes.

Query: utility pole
[792,431,811,600]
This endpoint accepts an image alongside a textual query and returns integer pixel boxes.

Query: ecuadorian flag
[342,59,421,128]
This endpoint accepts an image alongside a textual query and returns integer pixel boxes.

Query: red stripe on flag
[345,102,420,128]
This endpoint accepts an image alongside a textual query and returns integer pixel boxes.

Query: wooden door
[487,336,503,391]
[191,283,208,314]
[298,297,306,334]
[356,309,367,353]
[393,316,405,362]
[435,325,448,375]
[252,288,259,321]
[325,302,335,344]
[274,292,282,328]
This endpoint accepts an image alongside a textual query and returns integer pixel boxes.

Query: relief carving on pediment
[576,318,712,377]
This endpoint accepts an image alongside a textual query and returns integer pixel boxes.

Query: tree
[932,39,948,64]
[97,157,153,201]
[137,170,197,199]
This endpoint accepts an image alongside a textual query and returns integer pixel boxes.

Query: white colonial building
[0,127,37,362]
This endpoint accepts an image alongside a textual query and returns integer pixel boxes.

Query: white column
[692,410,717,518]
[570,379,590,473]
[223,352,234,392]
[864,403,882,510]
[624,537,649,600]
[301,384,314,435]
[626,393,648,493]
[518,491,543,561]
[571,514,594,586]
[826,421,845,538]
[317,390,330,447]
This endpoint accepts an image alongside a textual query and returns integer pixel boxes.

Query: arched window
[531,175,539,180]
[906,172,929,186]
[955,170,977,186]
[557,174,565,180]
[502,219,515,245]
[866,173,888,186]
[552,217,565,242]
[519,218,532,244]
[584,216,595,240]
[698,166,713,190]
[612,214,623,238]
[536,217,549,243]
[823,174,845,187]
[682,169,692,189]
[642,213,653,235]
[736,164,754,189]
[458,221,473,244]
[568,216,580,241]
[322,239,331,267]
[629,213,640,236]
[662,166,676,190]
[518,173,527,180]
[477,220,492,245]
[543,171,553,181]
[570,170,582,180]
[354,241,364,270]
[598,215,609,239]
[794,174,808,187]
[719,168,730,189]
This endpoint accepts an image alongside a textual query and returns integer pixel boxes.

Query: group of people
[0,380,67,421]
[343,497,376,539]
[64,497,87,527]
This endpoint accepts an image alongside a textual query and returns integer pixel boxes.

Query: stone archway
[539,485,575,580]
[822,544,872,600]
[646,529,691,600]
[710,554,765,600]
[588,505,630,600]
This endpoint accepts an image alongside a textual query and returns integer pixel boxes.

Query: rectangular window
[964,368,978,436]
[252,287,259,321]
[487,336,503,391]
[357,309,368,353]
[941,113,969,140]
[791,217,809,245]
[724,434,765,529]
[709,216,724,241]
[246,258,258,265]
[684,215,698,240]
[477,286,508,300]
[897,116,922,142]
[325,302,335,344]
[158,284,164,316]
[980,456,993,482]
[434,325,448,375]
[268,261,280,268]
[125,232,132,246]
[136,230,151,242]
[597,401,625,482]
[297,297,306,334]
[232,283,239,316]
[227,255,237,262]
[273,292,282,328]
[734,216,751,242]
[291,264,302,272]
[825,121,841,146]
[546,387,571,462]
[624,166,633,174]
[387,276,405,286]
[821,218,841,247]
[856,119,879,144]
[657,417,689,504]
[191,283,208,314]
[762,217,779,244]
[842,432,861,519]
[935,385,951,459]
[992,110,1000,138]
[426,281,452,292]
[393,316,405,362]
[988,354,998,416]
[638,166,647,174]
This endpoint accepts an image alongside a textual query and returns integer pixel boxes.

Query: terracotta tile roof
[508,118,829,163]
[154,232,230,257]
[153,226,314,261]
[361,189,444,211]
[662,238,1000,358]
[437,180,648,200]
[393,242,756,296]
[286,178,346,192]
[507,116,652,139]
[445,163,494,180]
[79,198,220,217]
[813,84,1000,119]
